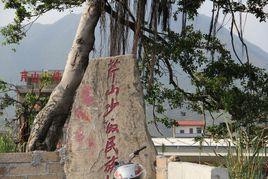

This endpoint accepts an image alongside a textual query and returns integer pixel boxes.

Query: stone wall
[0,152,230,179]
[0,151,65,179]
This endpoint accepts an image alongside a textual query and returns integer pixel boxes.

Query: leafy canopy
[1,0,268,137]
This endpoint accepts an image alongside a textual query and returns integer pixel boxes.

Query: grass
[224,124,266,179]
[0,133,17,153]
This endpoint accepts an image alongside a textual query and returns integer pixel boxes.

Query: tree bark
[27,0,101,151]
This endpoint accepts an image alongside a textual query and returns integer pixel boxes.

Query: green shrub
[0,134,16,153]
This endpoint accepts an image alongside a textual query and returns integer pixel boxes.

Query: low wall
[168,162,228,179]
[0,151,65,179]
[156,156,228,179]
[0,152,229,179]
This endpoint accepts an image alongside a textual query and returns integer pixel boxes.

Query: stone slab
[65,55,156,179]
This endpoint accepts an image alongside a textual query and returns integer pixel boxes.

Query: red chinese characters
[74,85,94,123]
[88,136,95,148]
[103,98,119,118]
[20,70,62,83]
[106,84,119,96]
[104,155,118,173]
[52,70,62,81]
[81,85,94,106]
[20,70,28,82]
[75,127,85,144]
[104,136,118,155]
[103,58,121,179]
[108,59,120,83]
[106,120,119,134]
[31,72,40,83]
[74,107,91,122]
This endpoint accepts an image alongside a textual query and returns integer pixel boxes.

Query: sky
[0,1,268,53]
[0,3,83,26]
[198,2,268,54]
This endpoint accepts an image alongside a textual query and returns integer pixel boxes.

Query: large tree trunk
[27,0,101,151]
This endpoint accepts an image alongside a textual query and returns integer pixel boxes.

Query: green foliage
[0,133,17,153]
[18,92,49,126]
[1,0,85,45]
[141,25,268,130]
[206,123,228,139]
[225,127,266,179]
[174,0,205,19]
[0,80,17,115]
[0,78,50,151]
[0,17,25,45]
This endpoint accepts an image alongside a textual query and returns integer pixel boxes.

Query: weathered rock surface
[65,55,156,179]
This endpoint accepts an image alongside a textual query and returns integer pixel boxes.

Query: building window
[197,127,202,134]
[189,128,193,134]
[180,130,184,134]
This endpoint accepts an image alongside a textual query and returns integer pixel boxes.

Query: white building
[173,120,205,138]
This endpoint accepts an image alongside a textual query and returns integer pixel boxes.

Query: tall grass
[225,124,266,179]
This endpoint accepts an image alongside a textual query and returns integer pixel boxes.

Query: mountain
[0,13,267,82]
[193,15,268,69]
[0,14,81,83]
[0,13,267,136]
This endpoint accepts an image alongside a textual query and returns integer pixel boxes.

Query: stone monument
[65,55,156,179]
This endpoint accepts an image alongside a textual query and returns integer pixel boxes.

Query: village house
[173,120,205,138]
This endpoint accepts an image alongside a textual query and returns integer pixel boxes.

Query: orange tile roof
[176,120,205,126]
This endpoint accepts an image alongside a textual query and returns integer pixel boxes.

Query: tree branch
[104,4,169,46]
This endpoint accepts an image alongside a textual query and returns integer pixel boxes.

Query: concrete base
[168,162,228,179]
